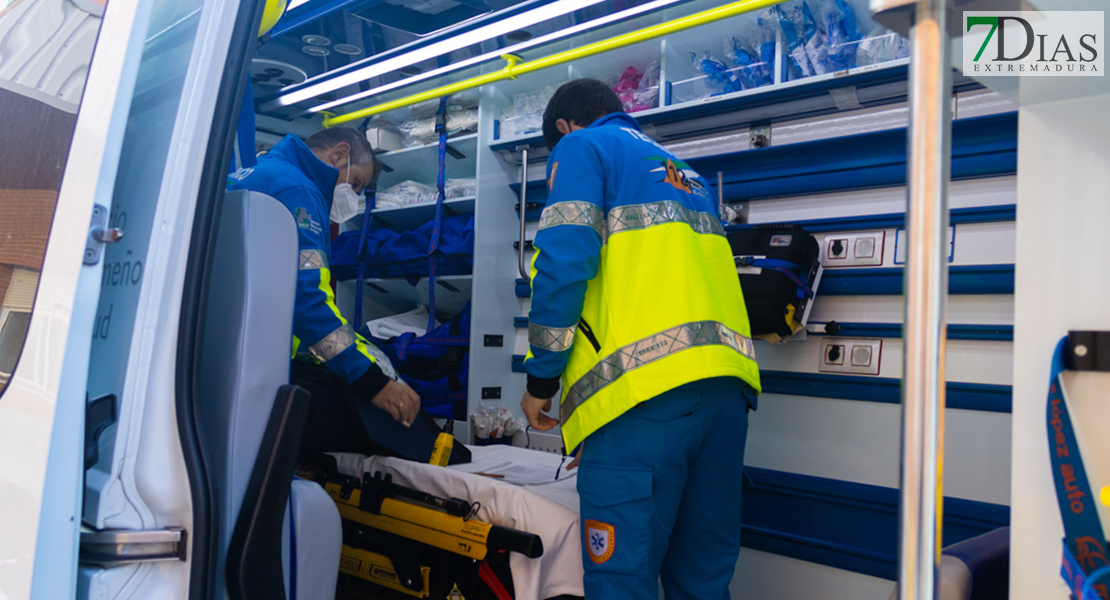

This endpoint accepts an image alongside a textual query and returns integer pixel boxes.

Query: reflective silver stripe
[538,201,604,237]
[561,321,755,423]
[307,323,358,363]
[606,200,724,240]
[299,249,327,270]
[364,343,399,380]
[529,322,577,353]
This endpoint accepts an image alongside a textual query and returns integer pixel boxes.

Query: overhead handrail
[323,0,785,127]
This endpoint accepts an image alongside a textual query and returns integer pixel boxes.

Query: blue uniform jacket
[524,113,718,394]
[228,135,392,387]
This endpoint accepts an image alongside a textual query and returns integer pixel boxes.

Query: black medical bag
[291,360,471,465]
[726,224,820,338]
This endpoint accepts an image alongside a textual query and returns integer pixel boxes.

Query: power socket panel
[818,337,883,376]
[524,430,566,454]
[821,231,885,267]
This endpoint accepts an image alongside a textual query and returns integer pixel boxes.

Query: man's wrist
[526,374,560,399]
[351,363,391,399]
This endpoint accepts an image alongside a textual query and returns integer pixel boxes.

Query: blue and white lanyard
[1047,337,1110,600]
[426,96,448,334]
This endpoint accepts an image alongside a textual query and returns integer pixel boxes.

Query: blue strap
[353,190,377,328]
[1047,337,1109,600]
[426,97,448,334]
[739,257,815,299]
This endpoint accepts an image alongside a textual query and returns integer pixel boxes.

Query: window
[0,0,105,394]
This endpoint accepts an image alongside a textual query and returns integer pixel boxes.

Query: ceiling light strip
[322,0,785,127]
[305,0,686,115]
[275,0,606,108]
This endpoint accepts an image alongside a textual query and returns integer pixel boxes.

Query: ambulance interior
[4,0,1109,598]
[217,0,1020,597]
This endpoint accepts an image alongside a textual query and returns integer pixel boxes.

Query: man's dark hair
[305,126,375,166]
[542,78,623,150]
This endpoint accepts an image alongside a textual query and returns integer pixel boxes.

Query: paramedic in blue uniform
[520,79,761,600]
[229,127,421,426]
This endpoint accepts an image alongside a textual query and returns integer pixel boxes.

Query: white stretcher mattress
[331,445,584,600]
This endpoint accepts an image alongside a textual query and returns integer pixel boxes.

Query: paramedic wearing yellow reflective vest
[520,79,761,600]
[228,127,421,426]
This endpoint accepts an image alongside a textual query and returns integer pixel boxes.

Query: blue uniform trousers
[576,376,753,600]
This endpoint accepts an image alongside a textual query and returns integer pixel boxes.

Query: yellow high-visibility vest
[532,200,761,450]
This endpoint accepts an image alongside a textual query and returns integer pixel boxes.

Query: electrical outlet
[818,337,883,375]
[821,231,885,267]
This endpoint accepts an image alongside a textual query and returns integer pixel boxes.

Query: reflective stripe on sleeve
[299,249,327,270]
[528,321,578,353]
[307,323,358,363]
[538,201,604,237]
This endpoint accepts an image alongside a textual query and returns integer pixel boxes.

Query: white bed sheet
[331,445,584,600]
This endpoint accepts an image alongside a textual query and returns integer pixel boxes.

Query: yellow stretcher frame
[339,545,432,598]
[325,481,493,561]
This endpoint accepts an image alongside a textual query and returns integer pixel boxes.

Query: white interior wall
[731,548,896,600]
[1011,92,1110,600]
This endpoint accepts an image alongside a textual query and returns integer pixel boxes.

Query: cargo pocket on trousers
[577,463,654,576]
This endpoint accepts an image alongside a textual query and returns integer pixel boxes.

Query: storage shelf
[489,60,917,153]
[376,132,477,159]
[358,274,473,320]
[375,134,478,191]
[365,196,475,231]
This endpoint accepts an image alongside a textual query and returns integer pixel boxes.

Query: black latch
[482,387,502,399]
[434,109,447,135]
[484,335,503,347]
[85,394,117,470]
[1066,331,1110,372]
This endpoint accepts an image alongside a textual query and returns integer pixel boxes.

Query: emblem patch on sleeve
[584,520,615,564]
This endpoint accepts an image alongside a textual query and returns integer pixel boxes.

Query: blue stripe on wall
[725,204,1016,234]
[515,265,1016,298]
[741,467,1010,580]
[510,112,1018,211]
[814,322,1014,341]
[820,264,1014,296]
[511,364,1012,413]
[760,370,1012,413]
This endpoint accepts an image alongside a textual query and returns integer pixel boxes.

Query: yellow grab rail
[323,0,784,127]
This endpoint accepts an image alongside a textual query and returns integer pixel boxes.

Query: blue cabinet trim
[760,370,1012,413]
[741,467,1010,580]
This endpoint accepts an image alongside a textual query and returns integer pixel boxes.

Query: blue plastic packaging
[691,51,743,94]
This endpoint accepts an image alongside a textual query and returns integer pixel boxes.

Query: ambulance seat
[198,189,341,600]
[888,526,1009,600]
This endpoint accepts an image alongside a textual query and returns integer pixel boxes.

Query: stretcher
[331,446,585,600]
[301,456,542,600]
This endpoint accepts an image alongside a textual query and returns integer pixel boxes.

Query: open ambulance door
[74,0,266,598]
[0,0,263,598]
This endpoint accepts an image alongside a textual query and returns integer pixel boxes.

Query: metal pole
[518,147,532,283]
[899,0,951,598]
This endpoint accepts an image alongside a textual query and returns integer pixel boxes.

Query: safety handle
[517,147,531,283]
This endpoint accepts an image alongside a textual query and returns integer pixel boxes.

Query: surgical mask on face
[330,154,361,223]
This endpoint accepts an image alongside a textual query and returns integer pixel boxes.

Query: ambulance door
[0,0,155,598]
[73,0,256,598]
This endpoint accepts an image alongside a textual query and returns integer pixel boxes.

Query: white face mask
[330,154,362,223]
